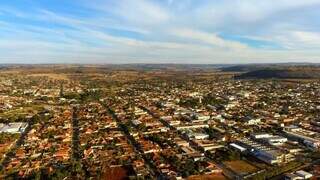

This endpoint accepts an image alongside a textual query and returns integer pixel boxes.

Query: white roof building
[0,122,28,133]
[295,170,313,179]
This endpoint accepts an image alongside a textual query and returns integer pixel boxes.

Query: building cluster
[77,102,151,178]
[2,107,72,177]
[0,71,319,179]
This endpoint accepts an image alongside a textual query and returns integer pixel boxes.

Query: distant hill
[220,63,320,72]
[220,65,262,72]
[236,68,320,79]
[0,64,225,72]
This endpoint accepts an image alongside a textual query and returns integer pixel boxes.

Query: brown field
[0,138,18,161]
[26,73,70,81]
[223,160,259,175]
[101,165,135,180]
[188,174,227,180]
[0,143,11,160]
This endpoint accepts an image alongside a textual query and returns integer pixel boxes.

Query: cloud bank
[0,0,320,64]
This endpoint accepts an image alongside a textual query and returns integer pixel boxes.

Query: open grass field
[0,105,43,122]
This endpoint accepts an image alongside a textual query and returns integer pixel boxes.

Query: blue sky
[1,0,320,64]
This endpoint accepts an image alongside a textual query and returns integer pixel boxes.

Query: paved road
[139,106,230,174]
[71,106,81,161]
[141,105,286,180]
[104,104,165,179]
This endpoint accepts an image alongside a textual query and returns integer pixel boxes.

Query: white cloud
[251,30,320,50]
[292,31,320,43]
[0,6,29,18]
[194,0,320,22]
[170,28,248,51]
[1,0,320,63]
[88,0,170,27]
